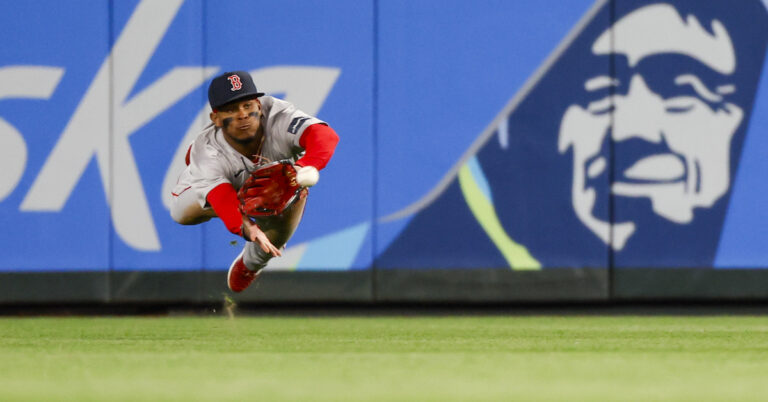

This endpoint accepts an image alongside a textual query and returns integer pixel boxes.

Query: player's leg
[170,188,217,225]
[243,196,307,271]
[228,197,307,292]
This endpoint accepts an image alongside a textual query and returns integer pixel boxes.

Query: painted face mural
[379,0,768,270]
[559,3,746,251]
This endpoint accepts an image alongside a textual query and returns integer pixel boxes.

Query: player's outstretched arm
[206,183,282,256]
[241,216,282,257]
[207,183,249,235]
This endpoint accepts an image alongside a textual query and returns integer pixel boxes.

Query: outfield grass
[0,314,767,401]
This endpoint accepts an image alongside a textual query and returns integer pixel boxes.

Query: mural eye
[586,97,614,115]
[664,96,697,113]
[671,74,727,107]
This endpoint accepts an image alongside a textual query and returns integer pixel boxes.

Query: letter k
[21,0,217,251]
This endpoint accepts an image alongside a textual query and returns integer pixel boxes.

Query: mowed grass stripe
[0,316,767,401]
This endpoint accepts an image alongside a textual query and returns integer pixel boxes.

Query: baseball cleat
[227,250,261,293]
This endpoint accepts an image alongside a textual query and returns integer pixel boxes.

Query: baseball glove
[238,161,307,218]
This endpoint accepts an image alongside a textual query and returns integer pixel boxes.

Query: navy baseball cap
[208,70,265,110]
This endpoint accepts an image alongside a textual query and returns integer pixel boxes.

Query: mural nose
[612,74,665,144]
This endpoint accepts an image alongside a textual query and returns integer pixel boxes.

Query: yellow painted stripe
[458,164,541,270]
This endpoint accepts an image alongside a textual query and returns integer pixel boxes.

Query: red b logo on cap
[227,74,242,91]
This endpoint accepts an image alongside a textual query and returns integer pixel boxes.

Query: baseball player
[170,71,339,292]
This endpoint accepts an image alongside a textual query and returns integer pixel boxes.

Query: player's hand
[294,165,319,187]
[241,217,282,257]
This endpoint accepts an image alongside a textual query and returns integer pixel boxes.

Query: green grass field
[1,314,767,401]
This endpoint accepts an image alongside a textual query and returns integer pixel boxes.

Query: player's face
[211,98,262,144]
[557,5,742,250]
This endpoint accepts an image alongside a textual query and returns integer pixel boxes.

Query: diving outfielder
[171,71,339,292]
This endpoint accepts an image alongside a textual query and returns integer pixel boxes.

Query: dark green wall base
[374,269,608,302]
[613,269,768,300]
[2,268,767,304]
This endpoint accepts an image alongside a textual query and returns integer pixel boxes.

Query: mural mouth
[582,151,687,186]
[620,153,686,183]
[611,153,689,202]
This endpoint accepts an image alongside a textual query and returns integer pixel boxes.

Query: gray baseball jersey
[173,96,325,208]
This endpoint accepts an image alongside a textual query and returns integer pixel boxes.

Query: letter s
[0,66,64,201]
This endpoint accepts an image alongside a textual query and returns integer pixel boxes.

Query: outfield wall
[2,0,768,304]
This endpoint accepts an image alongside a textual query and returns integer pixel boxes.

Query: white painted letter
[0,66,64,201]
[21,0,216,251]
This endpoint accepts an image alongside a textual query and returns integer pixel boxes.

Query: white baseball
[295,165,319,187]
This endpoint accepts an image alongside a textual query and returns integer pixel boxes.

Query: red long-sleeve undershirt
[206,183,243,235]
[205,123,339,236]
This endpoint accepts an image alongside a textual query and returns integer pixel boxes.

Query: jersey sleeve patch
[288,116,311,134]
